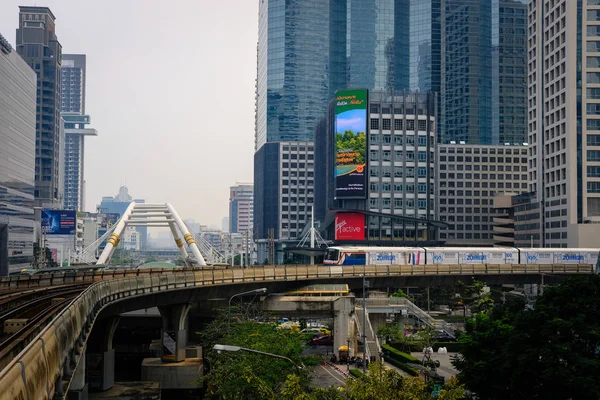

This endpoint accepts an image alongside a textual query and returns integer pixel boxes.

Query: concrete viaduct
[0,263,593,399]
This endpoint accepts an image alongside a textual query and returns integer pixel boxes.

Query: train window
[325,249,339,261]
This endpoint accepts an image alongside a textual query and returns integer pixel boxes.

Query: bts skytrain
[323,246,600,268]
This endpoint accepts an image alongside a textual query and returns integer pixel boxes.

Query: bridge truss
[95,202,207,266]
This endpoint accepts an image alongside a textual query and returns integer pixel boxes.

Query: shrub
[349,369,363,378]
[384,357,419,376]
[382,344,420,363]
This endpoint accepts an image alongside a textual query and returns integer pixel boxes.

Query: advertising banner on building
[335,213,365,241]
[334,89,368,199]
[41,209,76,235]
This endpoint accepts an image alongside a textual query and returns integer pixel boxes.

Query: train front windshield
[325,249,340,263]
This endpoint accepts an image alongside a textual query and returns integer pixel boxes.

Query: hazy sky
[0,1,258,228]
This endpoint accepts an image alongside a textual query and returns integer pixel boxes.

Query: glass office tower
[346,0,410,91]
[441,0,493,144]
[255,0,345,150]
[493,0,528,145]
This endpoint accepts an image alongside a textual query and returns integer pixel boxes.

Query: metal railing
[360,297,457,337]
[0,263,593,291]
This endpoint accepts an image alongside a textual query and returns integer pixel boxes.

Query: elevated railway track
[0,263,593,399]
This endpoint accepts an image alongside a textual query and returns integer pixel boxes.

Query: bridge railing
[0,263,594,290]
[0,263,594,399]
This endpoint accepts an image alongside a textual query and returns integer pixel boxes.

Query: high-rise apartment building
[229,183,254,234]
[60,54,97,211]
[16,6,63,207]
[61,54,85,113]
[528,0,600,247]
[0,33,37,271]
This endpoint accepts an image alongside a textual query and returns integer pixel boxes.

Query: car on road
[311,335,334,346]
[301,327,331,337]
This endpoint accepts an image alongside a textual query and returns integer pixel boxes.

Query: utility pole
[268,228,275,265]
[427,286,430,312]
[229,233,233,267]
[244,230,249,267]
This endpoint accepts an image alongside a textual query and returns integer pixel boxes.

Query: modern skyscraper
[61,54,85,113]
[528,0,600,247]
[255,0,342,150]
[409,0,442,94]
[441,0,493,144]
[0,32,37,271]
[493,0,528,145]
[229,183,254,234]
[16,6,63,207]
[61,54,97,211]
[346,0,410,91]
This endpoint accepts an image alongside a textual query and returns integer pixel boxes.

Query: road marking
[319,364,346,385]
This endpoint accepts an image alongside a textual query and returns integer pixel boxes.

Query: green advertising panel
[334,89,368,199]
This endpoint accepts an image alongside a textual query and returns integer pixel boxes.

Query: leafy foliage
[199,309,312,399]
[201,306,466,399]
[454,275,600,399]
[391,288,411,299]
[456,277,494,314]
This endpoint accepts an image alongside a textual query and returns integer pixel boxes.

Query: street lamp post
[227,288,267,332]
[214,344,302,373]
[346,337,351,371]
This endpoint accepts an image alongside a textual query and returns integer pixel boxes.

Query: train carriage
[324,246,426,266]
[324,245,600,269]
[424,247,519,265]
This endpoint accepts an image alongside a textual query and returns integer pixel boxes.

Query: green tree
[391,288,411,299]
[200,309,312,399]
[454,275,600,399]
[456,277,494,315]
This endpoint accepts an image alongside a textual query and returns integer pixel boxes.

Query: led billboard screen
[334,89,368,199]
[334,213,365,241]
[41,210,76,235]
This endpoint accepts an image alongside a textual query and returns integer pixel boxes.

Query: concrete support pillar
[333,297,354,357]
[158,304,191,362]
[68,349,88,400]
[86,316,119,392]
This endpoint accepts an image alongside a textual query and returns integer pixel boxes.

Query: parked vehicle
[312,335,334,346]
[300,327,331,336]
